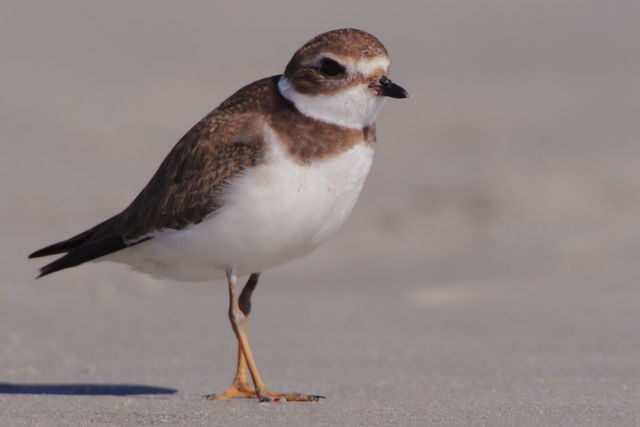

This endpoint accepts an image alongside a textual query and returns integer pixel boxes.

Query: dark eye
[319,58,344,76]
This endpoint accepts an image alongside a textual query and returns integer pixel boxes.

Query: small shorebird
[30,28,407,402]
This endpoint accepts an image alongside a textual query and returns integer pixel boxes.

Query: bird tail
[29,225,100,258]
[29,220,129,278]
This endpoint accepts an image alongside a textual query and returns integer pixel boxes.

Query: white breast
[105,125,374,281]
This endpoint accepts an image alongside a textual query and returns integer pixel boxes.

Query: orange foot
[204,386,323,402]
[258,392,324,402]
[204,383,256,400]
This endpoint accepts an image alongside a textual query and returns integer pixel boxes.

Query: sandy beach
[1,1,639,425]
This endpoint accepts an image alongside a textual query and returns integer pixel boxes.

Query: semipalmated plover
[30,28,407,402]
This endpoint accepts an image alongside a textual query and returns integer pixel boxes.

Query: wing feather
[29,76,282,277]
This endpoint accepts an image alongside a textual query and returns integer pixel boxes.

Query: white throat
[278,76,386,129]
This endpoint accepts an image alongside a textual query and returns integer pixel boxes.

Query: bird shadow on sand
[0,382,177,396]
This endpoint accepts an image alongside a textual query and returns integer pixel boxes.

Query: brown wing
[113,113,264,240]
[29,77,281,277]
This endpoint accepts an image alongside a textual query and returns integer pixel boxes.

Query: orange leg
[204,343,255,399]
[205,271,324,402]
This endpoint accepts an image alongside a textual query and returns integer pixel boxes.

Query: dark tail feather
[37,235,128,278]
[29,224,103,258]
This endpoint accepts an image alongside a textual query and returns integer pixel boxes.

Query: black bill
[379,75,408,99]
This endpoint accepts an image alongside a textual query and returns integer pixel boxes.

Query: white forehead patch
[348,56,390,76]
[308,54,390,77]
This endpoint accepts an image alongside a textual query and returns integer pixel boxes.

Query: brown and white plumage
[29,28,407,401]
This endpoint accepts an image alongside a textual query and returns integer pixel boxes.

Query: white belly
[105,131,374,281]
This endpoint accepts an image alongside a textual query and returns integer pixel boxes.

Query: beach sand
[1,1,639,425]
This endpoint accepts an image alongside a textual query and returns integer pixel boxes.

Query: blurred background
[1,1,639,425]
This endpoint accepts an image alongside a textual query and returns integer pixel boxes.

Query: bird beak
[377,75,408,99]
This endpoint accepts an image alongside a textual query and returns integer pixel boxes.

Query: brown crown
[285,28,388,74]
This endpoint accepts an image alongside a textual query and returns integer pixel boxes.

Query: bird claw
[261,392,325,402]
[204,387,324,402]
